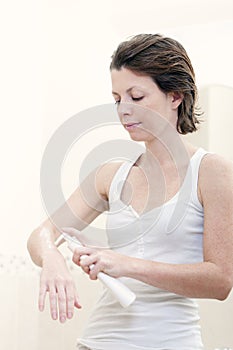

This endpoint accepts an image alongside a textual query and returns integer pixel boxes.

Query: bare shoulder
[199,152,233,206]
[200,152,233,181]
[95,161,125,200]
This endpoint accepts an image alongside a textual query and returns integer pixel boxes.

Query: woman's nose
[117,101,133,117]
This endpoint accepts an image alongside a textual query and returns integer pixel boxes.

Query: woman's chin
[127,130,152,142]
[128,133,147,142]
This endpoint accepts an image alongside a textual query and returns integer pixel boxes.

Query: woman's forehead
[111,68,155,93]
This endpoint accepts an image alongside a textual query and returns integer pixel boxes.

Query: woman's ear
[170,92,183,109]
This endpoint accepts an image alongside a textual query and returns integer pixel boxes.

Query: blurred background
[0,0,233,349]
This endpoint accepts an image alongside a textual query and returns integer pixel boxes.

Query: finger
[64,281,75,319]
[88,264,99,280]
[80,255,100,280]
[56,284,67,323]
[72,252,81,266]
[72,247,93,265]
[77,255,90,274]
[74,292,82,309]
[75,246,94,256]
[78,255,93,275]
[79,254,97,269]
[48,285,58,321]
[38,283,47,312]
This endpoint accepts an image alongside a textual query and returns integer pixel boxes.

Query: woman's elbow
[27,229,41,266]
[216,277,232,301]
[27,232,33,255]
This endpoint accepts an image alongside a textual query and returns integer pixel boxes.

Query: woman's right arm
[27,164,112,322]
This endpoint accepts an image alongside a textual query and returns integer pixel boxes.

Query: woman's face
[111,67,180,142]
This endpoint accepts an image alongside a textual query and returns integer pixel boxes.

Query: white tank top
[77,148,209,350]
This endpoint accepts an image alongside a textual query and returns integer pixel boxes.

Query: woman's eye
[114,97,143,105]
[132,96,144,102]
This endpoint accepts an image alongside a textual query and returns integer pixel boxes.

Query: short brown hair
[110,34,201,134]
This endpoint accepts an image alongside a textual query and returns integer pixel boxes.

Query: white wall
[1,1,233,255]
[1,1,233,349]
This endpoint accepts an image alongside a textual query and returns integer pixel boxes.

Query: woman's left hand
[72,246,129,280]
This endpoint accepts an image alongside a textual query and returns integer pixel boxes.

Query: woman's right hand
[39,249,82,323]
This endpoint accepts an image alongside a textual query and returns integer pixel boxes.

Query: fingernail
[60,316,66,323]
[67,312,73,319]
[52,313,57,320]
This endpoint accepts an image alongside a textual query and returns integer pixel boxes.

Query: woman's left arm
[73,154,233,300]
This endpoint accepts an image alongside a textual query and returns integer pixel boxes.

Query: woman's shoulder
[200,151,233,176]
[95,161,125,198]
[199,151,233,204]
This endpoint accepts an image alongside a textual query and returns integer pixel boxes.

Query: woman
[27,34,233,350]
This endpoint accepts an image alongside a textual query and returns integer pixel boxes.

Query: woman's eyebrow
[112,86,140,95]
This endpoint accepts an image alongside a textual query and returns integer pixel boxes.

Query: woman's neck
[136,137,197,186]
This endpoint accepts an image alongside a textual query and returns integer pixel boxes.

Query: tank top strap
[108,155,141,204]
[190,147,212,208]
[108,148,211,206]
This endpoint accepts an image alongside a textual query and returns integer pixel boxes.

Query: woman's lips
[124,122,142,130]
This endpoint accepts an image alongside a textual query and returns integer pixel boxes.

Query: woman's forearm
[27,223,62,267]
[124,257,232,300]
[72,246,231,300]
